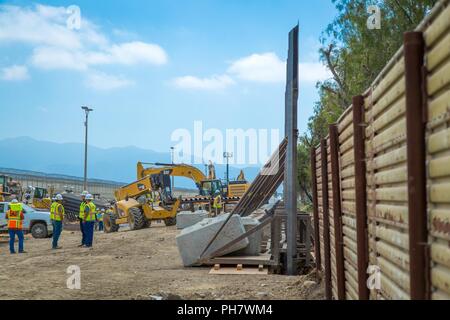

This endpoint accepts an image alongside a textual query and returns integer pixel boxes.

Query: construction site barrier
[310,0,450,300]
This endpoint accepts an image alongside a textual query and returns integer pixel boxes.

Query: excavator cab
[199,179,223,197]
[150,171,174,205]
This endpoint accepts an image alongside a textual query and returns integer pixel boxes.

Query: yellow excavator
[137,162,249,198]
[103,162,250,233]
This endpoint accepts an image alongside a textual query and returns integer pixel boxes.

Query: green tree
[297,0,438,205]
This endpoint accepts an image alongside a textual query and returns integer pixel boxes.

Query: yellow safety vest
[96,211,104,221]
[84,202,97,222]
[213,195,222,209]
[51,202,65,221]
[50,202,58,219]
[79,201,86,219]
[7,203,23,230]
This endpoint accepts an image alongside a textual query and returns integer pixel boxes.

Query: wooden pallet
[209,263,269,275]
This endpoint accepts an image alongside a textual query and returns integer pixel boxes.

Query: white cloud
[173,75,235,91]
[299,62,331,83]
[173,52,331,91]
[31,47,89,71]
[30,41,167,70]
[0,4,168,90]
[85,72,134,91]
[1,65,30,81]
[0,4,97,49]
[227,52,331,84]
[227,53,285,83]
[109,42,168,66]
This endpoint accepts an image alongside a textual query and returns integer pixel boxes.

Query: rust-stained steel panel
[405,31,428,300]
[311,148,321,272]
[353,96,369,300]
[337,107,359,299]
[425,1,450,300]
[321,139,332,299]
[364,48,411,299]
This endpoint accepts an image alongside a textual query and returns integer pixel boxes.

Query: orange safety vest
[7,203,23,230]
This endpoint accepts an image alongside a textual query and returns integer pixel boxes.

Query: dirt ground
[0,223,324,300]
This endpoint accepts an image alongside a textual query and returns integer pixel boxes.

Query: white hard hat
[81,190,89,196]
[55,194,63,201]
[11,199,18,203]
[85,194,94,200]
[101,208,105,212]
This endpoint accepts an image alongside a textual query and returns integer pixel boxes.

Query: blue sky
[0,0,337,156]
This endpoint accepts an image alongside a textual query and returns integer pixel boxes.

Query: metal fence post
[329,124,346,300]
[404,31,428,300]
[321,139,332,300]
[284,25,299,276]
[310,148,321,271]
[352,95,369,300]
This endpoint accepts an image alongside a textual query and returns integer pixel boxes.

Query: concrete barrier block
[176,210,209,229]
[235,217,263,256]
[176,213,249,266]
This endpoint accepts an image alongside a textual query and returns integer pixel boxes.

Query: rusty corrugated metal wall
[365,55,410,299]
[424,3,450,300]
[327,136,338,300]
[337,108,359,300]
[315,145,325,272]
[310,0,450,300]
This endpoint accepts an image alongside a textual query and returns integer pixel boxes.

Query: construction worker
[50,194,65,249]
[7,199,25,254]
[78,191,88,247]
[82,194,96,248]
[96,209,105,232]
[212,191,222,216]
[106,205,114,216]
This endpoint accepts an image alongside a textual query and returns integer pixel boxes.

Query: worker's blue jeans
[9,229,24,253]
[83,221,95,247]
[98,221,104,231]
[52,220,62,248]
[79,218,86,245]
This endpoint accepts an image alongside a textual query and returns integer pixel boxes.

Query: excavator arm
[137,162,207,188]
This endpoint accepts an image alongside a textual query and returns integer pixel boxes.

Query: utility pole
[223,152,233,186]
[170,146,175,187]
[81,106,93,191]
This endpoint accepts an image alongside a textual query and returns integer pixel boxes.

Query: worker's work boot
[77,244,84,247]
[52,246,62,250]
[18,251,27,254]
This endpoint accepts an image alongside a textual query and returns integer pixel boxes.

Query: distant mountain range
[0,137,261,189]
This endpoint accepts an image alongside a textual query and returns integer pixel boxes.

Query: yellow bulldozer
[104,170,181,232]
[30,186,53,210]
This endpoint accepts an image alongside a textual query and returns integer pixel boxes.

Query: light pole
[170,146,175,187]
[223,152,233,186]
[81,106,93,191]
